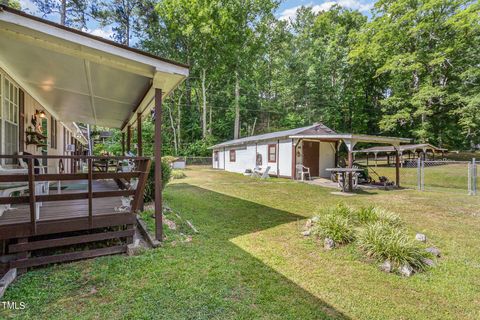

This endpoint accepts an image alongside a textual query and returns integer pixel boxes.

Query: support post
[344,139,356,192]
[366,153,369,166]
[27,159,36,234]
[154,88,163,241]
[137,112,143,156]
[121,132,125,155]
[88,159,93,227]
[473,158,477,196]
[395,149,400,187]
[126,125,132,153]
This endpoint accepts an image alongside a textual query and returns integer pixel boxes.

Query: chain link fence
[182,157,212,166]
[357,157,478,195]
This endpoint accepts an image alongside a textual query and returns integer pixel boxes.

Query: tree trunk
[177,93,182,149]
[201,68,207,138]
[234,70,240,139]
[167,105,178,155]
[60,0,66,25]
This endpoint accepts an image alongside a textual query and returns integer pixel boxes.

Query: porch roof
[0,5,189,129]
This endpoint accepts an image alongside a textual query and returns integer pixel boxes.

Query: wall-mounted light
[35,110,46,118]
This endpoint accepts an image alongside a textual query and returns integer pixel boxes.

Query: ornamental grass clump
[356,222,430,272]
[355,206,403,227]
[311,213,355,244]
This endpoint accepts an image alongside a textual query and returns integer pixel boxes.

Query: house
[211,123,410,180]
[0,4,188,277]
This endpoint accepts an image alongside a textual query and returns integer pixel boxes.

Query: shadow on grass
[162,183,351,319]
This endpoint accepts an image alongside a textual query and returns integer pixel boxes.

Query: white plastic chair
[296,165,311,181]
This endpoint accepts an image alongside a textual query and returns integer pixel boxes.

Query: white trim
[289,134,411,144]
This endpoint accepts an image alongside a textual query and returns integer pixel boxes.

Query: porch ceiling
[0,5,189,129]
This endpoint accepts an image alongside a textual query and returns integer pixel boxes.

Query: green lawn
[2,167,480,319]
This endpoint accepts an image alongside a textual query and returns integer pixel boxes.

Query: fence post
[421,158,425,191]
[417,158,421,190]
[473,158,477,196]
[468,162,472,195]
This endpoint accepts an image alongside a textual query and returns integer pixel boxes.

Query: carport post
[154,88,163,241]
[395,147,400,187]
[344,139,356,192]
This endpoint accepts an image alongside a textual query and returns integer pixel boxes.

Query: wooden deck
[0,180,125,226]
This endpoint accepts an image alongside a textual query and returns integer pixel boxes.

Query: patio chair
[252,166,271,179]
[296,165,311,181]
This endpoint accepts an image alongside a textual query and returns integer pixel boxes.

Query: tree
[31,0,91,28]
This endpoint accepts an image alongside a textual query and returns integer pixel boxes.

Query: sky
[19,0,376,41]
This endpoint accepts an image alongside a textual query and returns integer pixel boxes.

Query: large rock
[399,264,414,277]
[311,216,320,223]
[301,230,311,236]
[415,233,427,242]
[324,238,335,250]
[425,247,441,257]
[380,260,392,273]
[422,258,436,267]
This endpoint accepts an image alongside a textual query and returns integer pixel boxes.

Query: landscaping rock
[399,264,414,277]
[311,216,320,223]
[425,247,441,257]
[127,243,143,256]
[380,260,392,273]
[324,238,335,250]
[305,219,313,229]
[415,233,427,242]
[422,258,436,267]
[165,218,177,230]
[301,230,311,236]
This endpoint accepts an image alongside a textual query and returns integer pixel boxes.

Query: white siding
[213,138,294,178]
[278,139,292,177]
[319,141,335,178]
[224,145,256,173]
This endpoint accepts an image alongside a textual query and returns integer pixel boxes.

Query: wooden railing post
[27,158,36,234]
[88,158,93,227]
[130,159,151,214]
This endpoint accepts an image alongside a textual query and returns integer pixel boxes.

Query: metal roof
[353,143,447,154]
[290,134,411,145]
[210,123,335,149]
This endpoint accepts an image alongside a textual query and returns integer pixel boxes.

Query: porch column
[137,112,143,156]
[154,88,163,241]
[126,125,132,153]
[374,152,378,167]
[335,141,340,167]
[395,145,400,187]
[121,132,125,155]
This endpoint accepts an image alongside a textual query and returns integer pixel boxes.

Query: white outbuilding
[210,123,410,183]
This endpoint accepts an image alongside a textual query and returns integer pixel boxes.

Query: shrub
[312,213,355,244]
[357,222,429,271]
[172,169,186,179]
[356,206,378,224]
[162,156,178,164]
[143,159,171,203]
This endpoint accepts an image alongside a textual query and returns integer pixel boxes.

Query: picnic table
[325,167,364,192]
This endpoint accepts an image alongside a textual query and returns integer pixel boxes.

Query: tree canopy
[13,0,480,155]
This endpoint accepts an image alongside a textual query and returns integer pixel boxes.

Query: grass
[2,166,480,319]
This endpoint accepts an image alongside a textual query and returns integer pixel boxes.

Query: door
[302,141,320,177]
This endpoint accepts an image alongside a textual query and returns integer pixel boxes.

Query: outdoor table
[325,167,364,192]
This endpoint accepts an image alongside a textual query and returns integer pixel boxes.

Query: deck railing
[0,155,151,236]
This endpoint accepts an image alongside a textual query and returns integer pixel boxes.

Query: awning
[353,143,447,154]
[289,134,411,145]
[0,5,189,129]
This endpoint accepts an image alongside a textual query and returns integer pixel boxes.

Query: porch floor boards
[0,180,125,226]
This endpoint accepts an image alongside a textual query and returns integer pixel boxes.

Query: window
[50,116,57,149]
[268,144,277,162]
[1,75,19,163]
[229,150,236,162]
